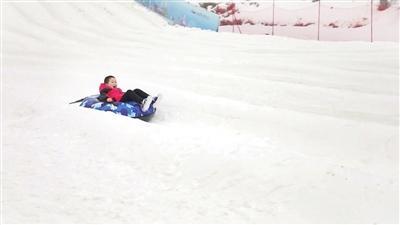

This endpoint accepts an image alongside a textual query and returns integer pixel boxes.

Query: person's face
[107,77,117,87]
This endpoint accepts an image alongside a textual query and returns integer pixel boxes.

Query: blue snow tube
[80,95,156,121]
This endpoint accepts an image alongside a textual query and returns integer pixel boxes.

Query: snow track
[2,1,399,223]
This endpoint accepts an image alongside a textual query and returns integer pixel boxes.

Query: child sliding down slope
[99,75,157,112]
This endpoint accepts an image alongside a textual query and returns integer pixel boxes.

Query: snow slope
[2,1,399,223]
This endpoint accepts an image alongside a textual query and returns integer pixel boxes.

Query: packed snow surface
[2,1,399,223]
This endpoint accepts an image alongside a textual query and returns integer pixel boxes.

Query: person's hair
[104,75,115,84]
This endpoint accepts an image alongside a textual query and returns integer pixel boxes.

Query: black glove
[100,88,111,95]
[97,94,108,102]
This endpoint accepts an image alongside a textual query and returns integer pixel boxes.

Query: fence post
[233,13,242,34]
[272,0,275,35]
[232,5,242,34]
[318,0,321,41]
[232,14,235,33]
[371,0,373,42]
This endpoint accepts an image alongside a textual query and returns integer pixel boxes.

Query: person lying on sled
[98,75,157,112]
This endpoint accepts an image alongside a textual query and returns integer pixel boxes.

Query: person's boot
[141,96,153,112]
[152,95,159,104]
